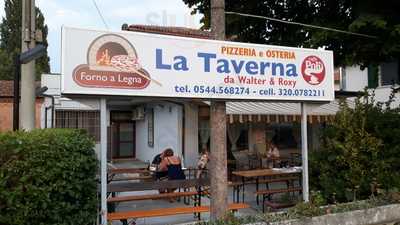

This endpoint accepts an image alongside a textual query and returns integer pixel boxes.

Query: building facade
[40,25,400,168]
[0,80,43,132]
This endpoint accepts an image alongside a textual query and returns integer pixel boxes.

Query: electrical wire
[225,11,377,39]
[92,0,109,30]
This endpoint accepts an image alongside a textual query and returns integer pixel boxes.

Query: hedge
[0,129,98,225]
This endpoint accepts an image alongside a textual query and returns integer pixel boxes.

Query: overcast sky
[0,0,202,73]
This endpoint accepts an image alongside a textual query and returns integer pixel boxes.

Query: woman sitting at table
[158,148,186,199]
[152,149,168,180]
[159,148,186,180]
[266,141,280,168]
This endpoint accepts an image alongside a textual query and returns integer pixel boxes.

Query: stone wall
[251,204,400,225]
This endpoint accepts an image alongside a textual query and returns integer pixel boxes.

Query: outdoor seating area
[106,157,303,225]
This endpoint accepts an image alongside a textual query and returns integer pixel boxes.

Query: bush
[310,88,400,203]
[0,129,98,225]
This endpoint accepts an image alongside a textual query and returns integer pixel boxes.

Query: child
[196,149,209,178]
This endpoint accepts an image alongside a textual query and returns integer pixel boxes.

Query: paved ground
[111,181,300,225]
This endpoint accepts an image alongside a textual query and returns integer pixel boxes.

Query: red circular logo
[301,56,325,85]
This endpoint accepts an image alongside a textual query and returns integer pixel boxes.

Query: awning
[224,99,355,123]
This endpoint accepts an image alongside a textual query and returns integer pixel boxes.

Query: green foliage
[305,0,400,67]
[182,0,400,67]
[0,0,50,80]
[182,0,314,47]
[310,88,400,203]
[0,129,98,225]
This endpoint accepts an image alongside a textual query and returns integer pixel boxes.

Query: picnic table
[108,166,202,182]
[232,167,302,204]
[106,178,242,224]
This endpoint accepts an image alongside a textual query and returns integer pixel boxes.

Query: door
[111,111,136,158]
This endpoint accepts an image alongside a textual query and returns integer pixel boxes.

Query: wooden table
[232,167,302,204]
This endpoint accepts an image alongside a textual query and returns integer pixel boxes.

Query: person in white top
[267,142,280,168]
[196,149,209,178]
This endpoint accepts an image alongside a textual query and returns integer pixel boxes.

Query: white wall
[183,103,199,167]
[41,74,61,96]
[370,86,400,108]
[135,103,183,163]
[344,66,368,91]
[40,74,101,128]
[41,73,189,164]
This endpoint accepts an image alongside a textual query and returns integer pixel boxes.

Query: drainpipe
[42,95,55,128]
[339,67,346,90]
[40,94,55,128]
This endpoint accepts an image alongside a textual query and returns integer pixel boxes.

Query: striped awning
[224,99,355,123]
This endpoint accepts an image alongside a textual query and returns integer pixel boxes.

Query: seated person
[196,149,209,178]
[152,150,168,180]
[158,149,186,198]
[267,142,280,158]
[158,148,186,180]
[266,142,280,168]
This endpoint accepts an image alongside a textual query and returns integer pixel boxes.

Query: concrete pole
[301,103,309,202]
[210,0,228,220]
[20,0,36,130]
[100,98,108,224]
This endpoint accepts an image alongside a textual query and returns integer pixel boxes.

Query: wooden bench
[107,178,210,216]
[229,176,300,202]
[108,203,250,222]
[255,187,302,212]
[264,200,296,210]
[108,168,150,175]
[229,176,300,187]
[107,168,151,183]
[108,178,209,193]
[107,191,199,203]
[109,175,153,182]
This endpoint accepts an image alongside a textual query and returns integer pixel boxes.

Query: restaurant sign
[62,26,334,101]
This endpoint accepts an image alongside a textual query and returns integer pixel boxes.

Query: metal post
[51,96,55,128]
[301,103,309,202]
[210,0,228,220]
[100,98,108,224]
[20,0,37,130]
[13,56,21,131]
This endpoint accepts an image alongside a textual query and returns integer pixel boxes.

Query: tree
[182,0,400,67]
[183,0,314,47]
[0,0,50,80]
[308,0,400,67]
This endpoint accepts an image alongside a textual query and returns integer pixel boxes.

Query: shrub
[310,88,400,203]
[0,129,98,225]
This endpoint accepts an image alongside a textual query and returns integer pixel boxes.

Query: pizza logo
[301,56,325,85]
[73,34,161,89]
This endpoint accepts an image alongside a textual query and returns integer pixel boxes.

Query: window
[267,123,297,149]
[380,61,400,86]
[368,65,379,88]
[236,129,249,150]
[55,110,100,141]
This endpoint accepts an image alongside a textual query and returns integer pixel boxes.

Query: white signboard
[62,26,334,101]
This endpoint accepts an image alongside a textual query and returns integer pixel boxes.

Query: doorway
[111,111,136,159]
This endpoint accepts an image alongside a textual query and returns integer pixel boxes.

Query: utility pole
[210,0,228,220]
[20,0,36,130]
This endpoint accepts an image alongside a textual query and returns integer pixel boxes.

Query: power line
[225,11,377,39]
[92,0,109,30]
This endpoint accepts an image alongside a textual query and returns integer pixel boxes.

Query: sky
[0,0,202,73]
